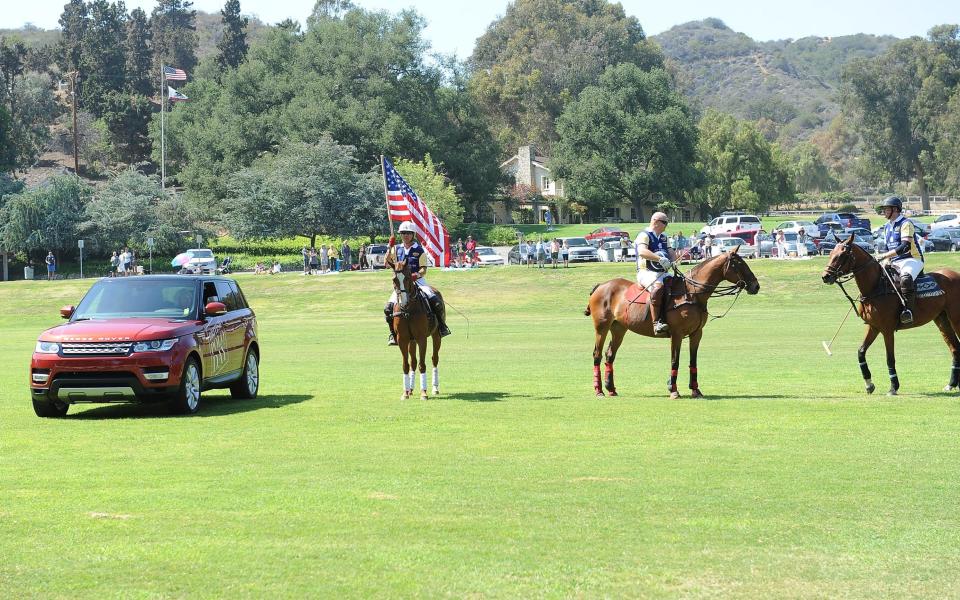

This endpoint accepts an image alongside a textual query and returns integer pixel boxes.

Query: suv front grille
[60,342,132,356]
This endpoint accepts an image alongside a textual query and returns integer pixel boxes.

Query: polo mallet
[822,304,855,356]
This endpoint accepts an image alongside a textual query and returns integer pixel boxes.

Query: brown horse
[822,235,960,395]
[585,247,760,398]
[385,252,442,399]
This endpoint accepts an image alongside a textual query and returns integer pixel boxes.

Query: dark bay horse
[822,235,960,394]
[385,251,442,399]
[585,247,760,398]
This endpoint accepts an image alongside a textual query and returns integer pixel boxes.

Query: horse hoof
[944,385,958,393]
[607,390,618,397]
[887,389,898,396]
[865,383,875,394]
[433,387,440,396]
[595,390,605,397]
[421,393,428,400]
[690,389,703,399]
[670,391,680,400]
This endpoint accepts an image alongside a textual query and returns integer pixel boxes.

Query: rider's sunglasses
[656,219,668,225]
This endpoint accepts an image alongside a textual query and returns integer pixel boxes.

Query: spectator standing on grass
[329,245,339,272]
[775,229,788,259]
[703,234,714,258]
[320,245,329,273]
[465,236,477,267]
[620,236,629,262]
[45,251,56,280]
[676,231,686,252]
[109,251,119,277]
[302,247,310,275]
[797,228,809,258]
[536,237,546,268]
[550,238,560,268]
[309,248,319,274]
[359,244,369,270]
[342,241,352,271]
[519,239,529,266]
[561,239,570,267]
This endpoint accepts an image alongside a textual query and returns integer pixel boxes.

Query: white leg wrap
[403,373,412,390]
[420,372,427,391]
[432,368,439,388]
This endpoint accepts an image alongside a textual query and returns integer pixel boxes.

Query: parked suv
[700,214,762,236]
[180,248,217,274]
[814,213,871,237]
[30,275,260,417]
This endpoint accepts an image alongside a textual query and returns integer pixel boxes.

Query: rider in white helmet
[384,221,451,345]
[635,211,677,335]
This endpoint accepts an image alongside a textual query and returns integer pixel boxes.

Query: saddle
[881,266,944,299]
[624,277,688,307]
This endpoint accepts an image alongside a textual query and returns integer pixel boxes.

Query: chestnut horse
[585,247,760,398]
[822,235,960,395]
[385,252,442,399]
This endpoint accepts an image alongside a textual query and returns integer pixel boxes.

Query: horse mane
[687,252,727,277]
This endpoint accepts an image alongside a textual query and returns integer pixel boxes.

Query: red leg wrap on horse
[671,369,678,377]
[593,365,602,391]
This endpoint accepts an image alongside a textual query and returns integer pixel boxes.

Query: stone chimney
[517,146,533,188]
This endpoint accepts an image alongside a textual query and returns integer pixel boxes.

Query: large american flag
[163,66,187,81]
[383,157,450,267]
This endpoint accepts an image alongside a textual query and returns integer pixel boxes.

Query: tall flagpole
[160,65,165,191]
[380,155,395,239]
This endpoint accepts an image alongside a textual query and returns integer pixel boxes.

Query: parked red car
[30,275,260,417]
[585,227,630,244]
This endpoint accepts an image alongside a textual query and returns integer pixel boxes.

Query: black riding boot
[384,302,397,345]
[650,284,669,335]
[900,275,915,325]
[428,296,451,337]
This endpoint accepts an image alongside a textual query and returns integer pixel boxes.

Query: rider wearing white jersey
[635,212,677,335]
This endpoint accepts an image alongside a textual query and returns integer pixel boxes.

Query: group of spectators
[452,236,479,268]
[108,248,137,276]
[518,238,573,268]
[296,242,373,275]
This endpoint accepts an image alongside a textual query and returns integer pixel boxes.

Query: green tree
[57,0,88,74]
[223,137,382,247]
[469,0,664,154]
[79,0,128,114]
[789,142,839,193]
[0,175,92,260]
[151,0,198,75]
[125,7,153,96]
[0,44,58,173]
[689,110,794,216]
[216,0,249,73]
[553,64,699,222]
[394,154,464,232]
[843,27,960,210]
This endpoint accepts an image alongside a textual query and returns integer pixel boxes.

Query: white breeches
[891,258,923,280]
[636,269,668,288]
[389,278,434,304]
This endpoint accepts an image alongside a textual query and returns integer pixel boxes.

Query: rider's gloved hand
[658,256,672,270]
[411,272,421,280]
[388,235,396,247]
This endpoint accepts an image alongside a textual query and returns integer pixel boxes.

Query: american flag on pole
[383,157,450,267]
[163,65,187,81]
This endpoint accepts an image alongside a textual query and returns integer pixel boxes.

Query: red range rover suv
[30,275,259,417]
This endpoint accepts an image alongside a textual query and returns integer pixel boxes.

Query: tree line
[1,0,959,262]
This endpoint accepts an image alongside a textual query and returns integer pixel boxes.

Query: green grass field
[3,256,960,597]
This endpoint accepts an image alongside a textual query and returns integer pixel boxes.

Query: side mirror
[60,305,75,319]
[204,301,227,316]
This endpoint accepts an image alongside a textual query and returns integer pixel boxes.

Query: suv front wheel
[168,357,201,414]
[230,349,259,399]
[33,398,69,418]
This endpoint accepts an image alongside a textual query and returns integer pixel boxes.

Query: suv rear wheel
[33,398,69,418]
[168,357,201,414]
[230,349,259,399]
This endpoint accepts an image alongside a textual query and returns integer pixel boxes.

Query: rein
[826,247,895,319]
[677,255,749,321]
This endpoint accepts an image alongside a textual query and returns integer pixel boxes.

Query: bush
[484,225,521,246]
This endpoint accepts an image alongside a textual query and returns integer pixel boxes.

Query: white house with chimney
[496,146,564,223]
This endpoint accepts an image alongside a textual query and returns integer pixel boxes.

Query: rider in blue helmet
[876,195,923,325]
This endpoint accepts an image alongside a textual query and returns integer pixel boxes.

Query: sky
[2,0,957,58]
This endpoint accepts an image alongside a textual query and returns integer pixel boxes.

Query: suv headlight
[132,339,178,353]
[35,341,60,354]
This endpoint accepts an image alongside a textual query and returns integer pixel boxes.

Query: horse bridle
[681,253,750,298]
[824,242,884,316]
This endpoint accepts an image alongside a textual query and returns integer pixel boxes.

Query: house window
[540,176,550,191]
[630,207,638,220]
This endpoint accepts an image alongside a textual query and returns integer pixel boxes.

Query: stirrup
[439,325,451,337]
[899,309,914,325]
[387,334,397,346]
[653,321,669,334]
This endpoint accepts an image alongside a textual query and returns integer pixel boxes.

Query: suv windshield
[564,238,590,247]
[74,279,198,320]
[190,250,214,258]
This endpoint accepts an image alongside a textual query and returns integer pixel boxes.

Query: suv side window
[202,282,219,305]
[215,280,239,312]
[228,281,247,310]
[724,217,737,224]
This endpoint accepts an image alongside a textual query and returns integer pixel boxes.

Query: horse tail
[584,283,602,316]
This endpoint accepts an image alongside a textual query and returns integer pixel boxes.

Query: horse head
[822,234,866,284]
[388,254,418,311]
[720,246,760,295]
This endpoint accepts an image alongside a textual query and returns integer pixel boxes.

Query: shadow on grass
[67,394,313,419]
[442,391,511,402]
